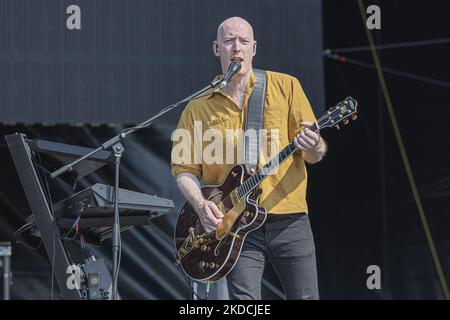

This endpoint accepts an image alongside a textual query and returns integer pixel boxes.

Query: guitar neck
[236,122,319,200]
[235,96,358,201]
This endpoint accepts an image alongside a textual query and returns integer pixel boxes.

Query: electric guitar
[174,96,358,282]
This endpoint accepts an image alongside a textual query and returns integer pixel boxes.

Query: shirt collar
[207,69,256,100]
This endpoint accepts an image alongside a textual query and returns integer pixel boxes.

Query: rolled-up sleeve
[171,105,202,179]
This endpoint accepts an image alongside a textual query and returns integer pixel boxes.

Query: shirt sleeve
[171,105,202,179]
[288,77,318,142]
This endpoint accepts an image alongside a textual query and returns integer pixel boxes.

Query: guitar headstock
[317,96,358,130]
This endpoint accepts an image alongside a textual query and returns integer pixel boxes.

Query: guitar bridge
[217,202,226,214]
[175,228,198,263]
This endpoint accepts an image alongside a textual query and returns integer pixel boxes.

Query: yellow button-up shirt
[171,70,317,214]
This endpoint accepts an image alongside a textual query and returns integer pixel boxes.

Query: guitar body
[174,96,358,282]
[174,164,267,282]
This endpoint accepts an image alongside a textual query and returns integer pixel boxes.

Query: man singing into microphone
[171,17,327,299]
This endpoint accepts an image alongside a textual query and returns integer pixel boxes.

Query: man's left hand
[293,121,321,152]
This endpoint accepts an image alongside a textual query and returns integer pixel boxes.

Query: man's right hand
[175,173,225,233]
[195,199,224,233]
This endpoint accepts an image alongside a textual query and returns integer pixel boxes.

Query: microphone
[217,60,241,90]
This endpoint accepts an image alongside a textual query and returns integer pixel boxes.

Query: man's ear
[213,41,219,56]
[253,41,257,56]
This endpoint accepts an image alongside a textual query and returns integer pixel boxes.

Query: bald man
[172,17,326,300]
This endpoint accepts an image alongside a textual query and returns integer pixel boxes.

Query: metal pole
[0,243,12,300]
[111,143,123,300]
[3,255,10,300]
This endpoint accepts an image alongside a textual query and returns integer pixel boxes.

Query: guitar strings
[190,108,339,235]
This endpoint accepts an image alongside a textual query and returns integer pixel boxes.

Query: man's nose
[232,39,242,52]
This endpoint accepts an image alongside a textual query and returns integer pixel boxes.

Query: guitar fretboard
[236,122,319,200]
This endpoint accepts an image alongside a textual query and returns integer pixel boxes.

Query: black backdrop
[0,0,324,125]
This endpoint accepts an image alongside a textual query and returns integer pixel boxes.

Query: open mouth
[231,57,243,62]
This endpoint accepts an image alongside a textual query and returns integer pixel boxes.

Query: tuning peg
[351,114,358,120]
[343,119,349,125]
[335,124,340,130]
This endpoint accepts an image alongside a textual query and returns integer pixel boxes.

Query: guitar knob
[335,124,340,130]
[244,211,251,218]
[199,261,205,268]
[201,245,207,251]
[343,119,349,125]
[351,115,358,120]
[209,262,216,269]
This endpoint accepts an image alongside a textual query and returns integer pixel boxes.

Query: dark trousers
[226,213,319,300]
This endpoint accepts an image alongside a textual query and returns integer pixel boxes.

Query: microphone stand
[50,78,222,300]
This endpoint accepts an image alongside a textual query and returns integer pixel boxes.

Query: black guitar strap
[244,69,266,175]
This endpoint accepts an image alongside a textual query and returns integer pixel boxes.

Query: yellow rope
[357,0,450,300]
